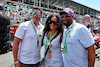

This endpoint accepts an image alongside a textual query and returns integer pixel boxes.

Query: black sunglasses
[48,21,58,25]
[32,12,41,16]
[61,14,72,18]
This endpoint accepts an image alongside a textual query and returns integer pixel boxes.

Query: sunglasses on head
[61,14,72,18]
[48,21,58,25]
[32,12,41,16]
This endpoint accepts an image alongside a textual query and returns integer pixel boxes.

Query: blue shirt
[63,21,94,67]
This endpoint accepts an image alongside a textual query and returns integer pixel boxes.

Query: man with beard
[59,8,95,67]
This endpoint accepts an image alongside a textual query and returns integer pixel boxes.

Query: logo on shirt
[68,35,71,38]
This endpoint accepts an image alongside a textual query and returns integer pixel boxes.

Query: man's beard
[63,22,71,27]
[63,23,67,26]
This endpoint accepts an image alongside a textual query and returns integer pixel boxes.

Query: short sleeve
[14,24,25,39]
[77,26,94,48]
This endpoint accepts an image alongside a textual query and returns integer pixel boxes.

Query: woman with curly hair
[42,14,64,67]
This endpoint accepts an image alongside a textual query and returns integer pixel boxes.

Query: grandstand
[0,0,100,29]
[6,0,100,18]
[10,0,100,17]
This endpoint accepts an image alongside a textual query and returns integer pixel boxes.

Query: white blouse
[43,33,64,67]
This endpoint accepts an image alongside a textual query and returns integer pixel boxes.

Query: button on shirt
[15,21,44,64]
[63,21,94,67]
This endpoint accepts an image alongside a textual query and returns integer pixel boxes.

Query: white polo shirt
[15,21,44,64]
[63,21,94,67]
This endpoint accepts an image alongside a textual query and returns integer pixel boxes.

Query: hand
[94,45,97,50]
[15,62,21,67]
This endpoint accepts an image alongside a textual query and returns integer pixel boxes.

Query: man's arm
[12,37,22,66]
[86,44,95,67]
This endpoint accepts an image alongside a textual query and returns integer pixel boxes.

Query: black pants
[19,61,40,67]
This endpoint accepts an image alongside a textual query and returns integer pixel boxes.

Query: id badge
[39,32,42,36]
[47,42,50,46]
[48,50,51,59]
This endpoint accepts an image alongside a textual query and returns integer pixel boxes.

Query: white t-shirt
[15,21,44,64]
[63,21,94,67]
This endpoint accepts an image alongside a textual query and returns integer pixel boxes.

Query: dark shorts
[19,61,40,67]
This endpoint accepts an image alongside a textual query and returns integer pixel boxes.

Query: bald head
[83,14,91,23]
[84,14,90,18]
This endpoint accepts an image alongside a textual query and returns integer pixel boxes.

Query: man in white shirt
[13,8,44,67]
[59,8,95,67]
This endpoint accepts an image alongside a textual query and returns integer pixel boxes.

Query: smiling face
[61,13,74,27]
[49,16,58,31]
[32,9,42,24]
[83,15,91,23]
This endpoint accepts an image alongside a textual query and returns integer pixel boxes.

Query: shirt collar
[68,23,74,29]
[31,20,40,28]
[65,20,76,30]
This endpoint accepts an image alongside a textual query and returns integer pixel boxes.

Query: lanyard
[31,20,40,48]
[46,30,58,47]
[63,22,76,53]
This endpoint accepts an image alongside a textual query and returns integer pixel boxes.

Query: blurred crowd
[0,0,100,30]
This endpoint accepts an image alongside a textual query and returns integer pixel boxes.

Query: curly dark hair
[43,14,63,34]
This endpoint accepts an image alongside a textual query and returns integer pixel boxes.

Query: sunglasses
[32,12,41,16]
[61,14,72,18]
[48,21,58,25]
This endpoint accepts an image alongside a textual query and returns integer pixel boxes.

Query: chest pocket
[67,32,79,44]
[24,28,36,39]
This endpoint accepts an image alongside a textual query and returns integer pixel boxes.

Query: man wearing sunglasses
[59,8,95,67]
[13,8,44,67]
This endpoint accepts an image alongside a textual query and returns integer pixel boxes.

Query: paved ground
[0,45,100,67]
[0,51,14,67]
[95,48,100,67]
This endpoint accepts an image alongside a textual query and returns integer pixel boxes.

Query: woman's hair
[43,14,63,34]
